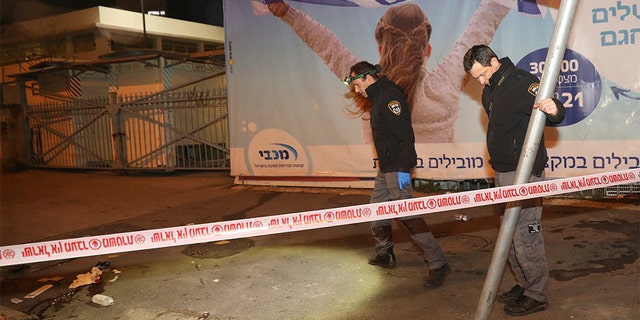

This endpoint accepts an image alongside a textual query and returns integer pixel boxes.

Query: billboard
[224,0,639,184]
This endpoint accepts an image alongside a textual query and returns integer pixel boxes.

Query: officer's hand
[398,172,411,190]
[534,98,559,116]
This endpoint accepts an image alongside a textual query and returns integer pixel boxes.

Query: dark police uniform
[482,57,566,175]
[482,57,566,303]
[365,76,446,270]
[368,76,417,173]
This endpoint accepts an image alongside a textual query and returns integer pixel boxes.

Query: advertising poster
[224,0,639,185]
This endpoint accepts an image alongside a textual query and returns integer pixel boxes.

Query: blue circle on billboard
[516,48,601,127]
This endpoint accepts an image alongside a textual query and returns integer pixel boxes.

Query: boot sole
[497,295,522,305]
[367,261,396,269]
[504,302,548,316]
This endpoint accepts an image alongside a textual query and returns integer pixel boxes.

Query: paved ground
[0,169,638,320]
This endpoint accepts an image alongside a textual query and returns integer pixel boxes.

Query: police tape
[1,169,638,267]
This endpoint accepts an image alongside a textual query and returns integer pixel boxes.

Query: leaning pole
[474,0,579,319]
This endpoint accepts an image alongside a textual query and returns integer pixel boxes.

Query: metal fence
[27,88,229,171]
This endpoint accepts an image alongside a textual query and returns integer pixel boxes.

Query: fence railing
[27,88,229,171]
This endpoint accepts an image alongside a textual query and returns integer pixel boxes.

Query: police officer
[463,45,566,316]
[345,61,450,290]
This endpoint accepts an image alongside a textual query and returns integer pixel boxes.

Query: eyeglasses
[343,69,377,85]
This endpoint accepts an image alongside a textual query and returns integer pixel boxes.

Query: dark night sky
[166,0,224,26]
[1,0,224,26]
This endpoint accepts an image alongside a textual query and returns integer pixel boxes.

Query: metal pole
[474,0,579,319]
[141,0,147,48]
[18,80,33,166]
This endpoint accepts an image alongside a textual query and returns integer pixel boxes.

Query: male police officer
[463,45,566,316]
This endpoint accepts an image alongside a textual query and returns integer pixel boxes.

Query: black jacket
[365,76,417,173]
[482,57,566,173]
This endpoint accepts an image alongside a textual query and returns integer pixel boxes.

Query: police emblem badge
[528,222,541,234]
[528,83,539,97]
[388,100,401,115]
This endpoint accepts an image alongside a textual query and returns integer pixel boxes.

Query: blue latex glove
[398,172,411,190]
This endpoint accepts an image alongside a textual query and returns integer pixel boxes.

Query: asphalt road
[1,170,638,320]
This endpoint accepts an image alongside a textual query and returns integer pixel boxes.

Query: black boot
[497,285,525,304]
[423,263,450,289]
[504,296,548,316]
[368,248,396,268]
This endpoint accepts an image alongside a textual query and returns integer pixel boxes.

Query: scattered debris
[91,294,114,306]
[24,284,54,299]
[37,276,64,283]
[11,297,23,304]
[95,261,111,270]
[107,268,121,282]
[69,267,102,289]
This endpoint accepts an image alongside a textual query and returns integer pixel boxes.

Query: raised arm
[433,0,511,91]
[267,1,360,80]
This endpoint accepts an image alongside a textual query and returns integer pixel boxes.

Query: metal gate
[27,88,229,171]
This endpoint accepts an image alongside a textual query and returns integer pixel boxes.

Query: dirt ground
[0,169,638,320]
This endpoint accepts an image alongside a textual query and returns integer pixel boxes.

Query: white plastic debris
[91,294,114,306]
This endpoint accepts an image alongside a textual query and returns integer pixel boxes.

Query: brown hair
[347,3,432,117]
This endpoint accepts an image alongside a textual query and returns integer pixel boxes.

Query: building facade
[1,6,228,171]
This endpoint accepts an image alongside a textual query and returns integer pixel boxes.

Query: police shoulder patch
[388,100,401,116]
[528,83,539,97]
